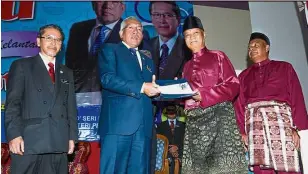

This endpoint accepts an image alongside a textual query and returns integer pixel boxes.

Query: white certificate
[158,82,195,95]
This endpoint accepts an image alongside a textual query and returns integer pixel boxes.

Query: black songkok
[249,32,270,45]
[183,16,204,32]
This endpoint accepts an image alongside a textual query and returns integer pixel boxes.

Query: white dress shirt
[122,41,142,70]
[122,41,145,93]
[168,118,177,127]
[39,52,56,71]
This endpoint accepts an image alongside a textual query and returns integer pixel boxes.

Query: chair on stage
[155,134,170,174]
[155,134,181,174]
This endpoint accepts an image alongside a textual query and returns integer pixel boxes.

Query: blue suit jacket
[98,42,155,138]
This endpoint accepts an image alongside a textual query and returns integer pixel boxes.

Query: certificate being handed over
[153,79,196,101]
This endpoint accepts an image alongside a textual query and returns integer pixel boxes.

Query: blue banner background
[1,1,193,142]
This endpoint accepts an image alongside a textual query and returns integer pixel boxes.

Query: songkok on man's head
[249,32,270,46]
[183,16,204,33]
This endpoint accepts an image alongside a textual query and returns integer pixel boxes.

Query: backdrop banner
[1,1,193,142]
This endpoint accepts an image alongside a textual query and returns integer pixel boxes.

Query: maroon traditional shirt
[234,59,308,134]
[182,47,239,110]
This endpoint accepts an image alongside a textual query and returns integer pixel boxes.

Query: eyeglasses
[110,1,121,5]
[40,35,62,44]
[151,13,177,19]
[124,25,143,32]
[184,31,202,40]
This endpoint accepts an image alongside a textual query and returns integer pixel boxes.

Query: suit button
[49,114,52,117]
[64,91,68,94]
[38,89,42,92]
[43,101,47,104]
[61,114,64,118]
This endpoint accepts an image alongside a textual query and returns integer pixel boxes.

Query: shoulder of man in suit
[11,57,31,68]
[71,19,96,28]
[59,64,71,73]
[149,36,159,43]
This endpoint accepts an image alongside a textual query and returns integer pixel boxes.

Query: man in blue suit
[98,16,161,174]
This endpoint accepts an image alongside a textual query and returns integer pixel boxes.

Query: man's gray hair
[119,16,143,32]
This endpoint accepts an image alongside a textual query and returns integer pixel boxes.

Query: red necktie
[170,120,175,135]
[48,62,55,83]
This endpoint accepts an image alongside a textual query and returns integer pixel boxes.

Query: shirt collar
[159,32,178,51]
[122,41,139,50]
[39,52,56,65]
[95,18,119,30]
[192,46,208,59]
[253,58,271,67]
[168,118,177,124]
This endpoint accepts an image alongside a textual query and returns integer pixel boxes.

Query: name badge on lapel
[146,65,152,73]
[61,79,69,84]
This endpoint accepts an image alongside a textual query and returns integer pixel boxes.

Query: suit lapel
[163,121,173,141]
[32,55,54,93]
[51,63,62,104]
[119,43,142,74]
[152,38,160,76]
[174,120,180,139]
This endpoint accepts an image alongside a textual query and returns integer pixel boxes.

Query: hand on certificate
[192,89,202,101]
[144,75,161,97]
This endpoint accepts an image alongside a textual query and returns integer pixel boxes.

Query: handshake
[143,75,161,97]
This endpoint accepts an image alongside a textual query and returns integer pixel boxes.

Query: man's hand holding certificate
[153,79,196,101]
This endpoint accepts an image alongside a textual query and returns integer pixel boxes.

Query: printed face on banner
[151,2,179,40]
[120,19,143,48]
[92,1,125,25]
[36,28,62,58]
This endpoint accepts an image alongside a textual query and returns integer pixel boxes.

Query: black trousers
[10,153,68,174]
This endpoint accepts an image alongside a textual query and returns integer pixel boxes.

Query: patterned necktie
[48,62,55,84]
[159,44,169,76]
[170,120,175,135]
[90,25,109,56]
[129,48,137,57]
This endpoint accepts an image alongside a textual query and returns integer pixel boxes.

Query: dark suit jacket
[65,19,122,93]
[66,19,152,93]
[4,55,78,155]
[98,43,154,138]
[150,35,191,80]
[156,120,185,159]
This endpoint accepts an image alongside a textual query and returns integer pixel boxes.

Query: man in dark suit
[66,1,125,93]
[5,24,78,174]
[149,2,190,173]
[66,1,151,93]
[156,104,186,174]
[149,2,191,80]
[98,16,160,174]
